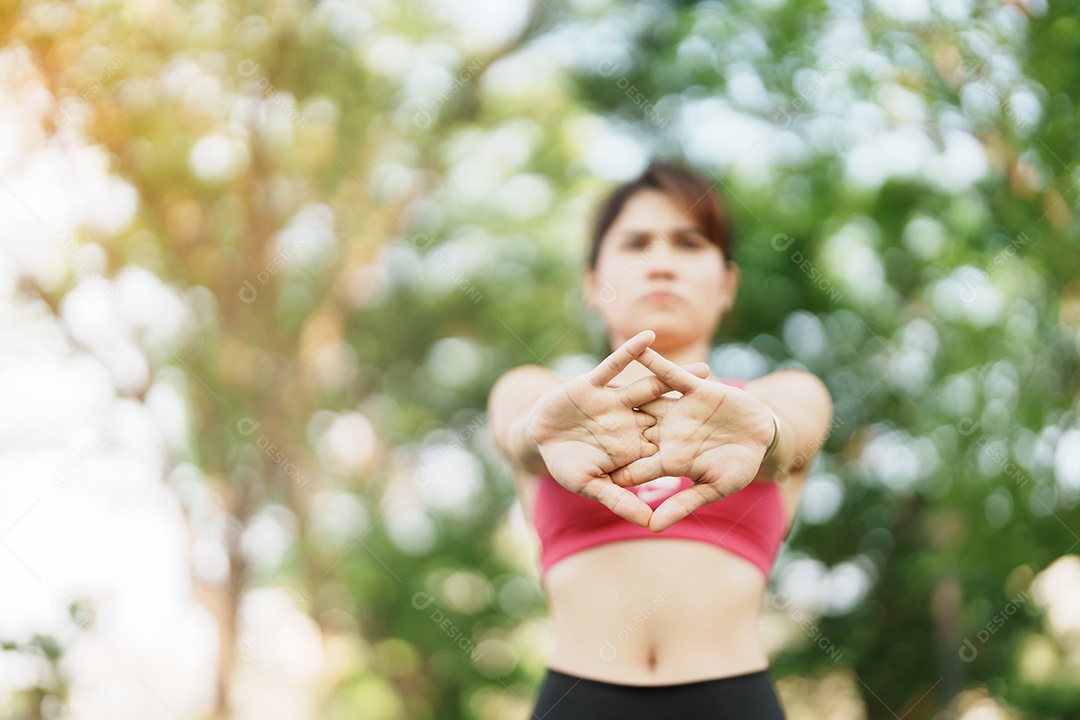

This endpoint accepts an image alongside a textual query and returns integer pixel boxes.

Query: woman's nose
[645,237,677,271]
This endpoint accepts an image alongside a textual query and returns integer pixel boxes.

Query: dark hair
[587,159,735,270]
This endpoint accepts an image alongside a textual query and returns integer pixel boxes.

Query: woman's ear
[720,261,740,312]
[583,270,597,311]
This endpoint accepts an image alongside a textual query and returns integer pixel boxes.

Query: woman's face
[584,189,738,350]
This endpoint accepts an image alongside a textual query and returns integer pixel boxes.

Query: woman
[487,161,834,719]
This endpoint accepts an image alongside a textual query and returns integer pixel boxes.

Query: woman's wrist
[761,406,781,461]
[510,409,546,475]
[758,402,795,478]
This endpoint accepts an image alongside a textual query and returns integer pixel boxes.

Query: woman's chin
[623,325,696,348]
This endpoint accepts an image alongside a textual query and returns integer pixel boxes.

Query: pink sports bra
[529,377,788,580]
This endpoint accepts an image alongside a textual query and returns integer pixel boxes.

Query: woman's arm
[747,370,834,482]
[487,364,564,476]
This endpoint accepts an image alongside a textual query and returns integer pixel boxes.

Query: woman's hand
[526,330,711,528]
[608,346,778,533]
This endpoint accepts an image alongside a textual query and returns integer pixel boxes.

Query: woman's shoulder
[742,368,827,393]
[487,364,564,421]
[491,363,564,388]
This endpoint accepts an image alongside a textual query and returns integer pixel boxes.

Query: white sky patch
[425,336,485,389]
[821,559,874,615]
[419,234,492,296]
[443,122,540,202]
[923,130,989,191]
[902,215,948,261]
[320,411,378,472]
[495,172,554,220]
[821,219,888,307]
[479,41,565,103]
[241,505,300,574]
[144,370,192,452]
[929,266,1006,327]
[1007,86,1043,130]
[1053,428,1080,499]
[845,127,937,190]
[189,132,250,184]
[937,371,980,416]
[402,43,464,100]
[798,474,845,525]
[870,0,931,22]
[709,343,771,381]
[364,34,416,80]
[936,0,974,22]
[428,0,532,55]
[270,203,339,270]
[681,98,800,187]
[311,0,375,46]
[114,266,192,348]
[307,490,370,547]
[384,506,437,555]
[1030,555,1080,644]
[859,428,924,494]
[232,587,324,719]
[775,555,828,615]
[416,440,484,517]
[0,57,230,718]
[726,62,772,113]
[552,352,599,381]
[878,83,927,126]
[0,138,138,291]
[782,311,828,362]
[581,128,648,182]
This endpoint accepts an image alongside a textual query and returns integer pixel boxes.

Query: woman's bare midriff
[539,537,772,686]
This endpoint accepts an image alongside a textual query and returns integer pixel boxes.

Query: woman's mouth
[643,292,682,305]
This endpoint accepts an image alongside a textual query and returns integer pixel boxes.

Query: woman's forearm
[506,407,548,476]
[488,366,562,477]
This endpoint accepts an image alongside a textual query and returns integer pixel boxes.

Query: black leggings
[531,666,787,720]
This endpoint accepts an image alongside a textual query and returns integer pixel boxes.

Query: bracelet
[762,406,781,461]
